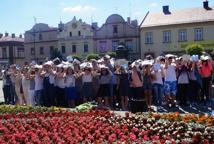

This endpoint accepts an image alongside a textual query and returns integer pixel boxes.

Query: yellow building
[58,17,94,58]
[140,1,214,58]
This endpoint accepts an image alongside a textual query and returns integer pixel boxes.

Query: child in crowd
[65,65,77,108]
[98,65,112,107]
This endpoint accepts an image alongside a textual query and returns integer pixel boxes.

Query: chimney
[203,1,211,10]
[127,17,131,24]
[163,5,171,14]
[131,20,138,26]
[92,22,98,30]
[5,32,9,37]
[19,34,23,38]
[12,33,15,38]
[0,33,3,38]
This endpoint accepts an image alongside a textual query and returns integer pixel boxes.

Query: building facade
[140,1,214,58]
[58,17,94,58]
[0,33,24,66]
[24,23,58,64]
[93,14,140,59]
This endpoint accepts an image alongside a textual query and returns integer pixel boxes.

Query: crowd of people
[1,53,213,111]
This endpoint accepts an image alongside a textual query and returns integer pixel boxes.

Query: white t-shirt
[82,74,92,83]
[65,75,75,87]
[49,72,56,84]
[165,63,177,81]
[152,70,163,85]
[35,73,43,91]
[56,78,65,88]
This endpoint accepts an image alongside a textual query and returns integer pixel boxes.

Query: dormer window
[39,34,43,40]
[113,25,118,34]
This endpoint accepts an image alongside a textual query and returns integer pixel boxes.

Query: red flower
[125,112,129,117]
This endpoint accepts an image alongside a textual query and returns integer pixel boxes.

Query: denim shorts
[164,81,177,96]
[143,83,153,91]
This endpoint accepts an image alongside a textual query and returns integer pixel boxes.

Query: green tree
[70,54,82,62]
[107,52,117,58]
[186,44,204,56]
[86,53,100,61]
[50,48,62,60]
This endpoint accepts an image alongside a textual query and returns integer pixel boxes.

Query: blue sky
[0,0,213,35]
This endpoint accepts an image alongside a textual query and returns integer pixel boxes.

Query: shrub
[86,53,100,61]
[186,44,204,56]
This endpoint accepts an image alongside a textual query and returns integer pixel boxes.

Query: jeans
[153,83,163,106]
[35,90,43,106]
[3,85,11,104]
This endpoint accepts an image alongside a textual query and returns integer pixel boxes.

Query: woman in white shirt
[65,66,77,108]
[81,66,94,102]
[21,67,30,105]
[55,65,66,107]
[14,68,24,105]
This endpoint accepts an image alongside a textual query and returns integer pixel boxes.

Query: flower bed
[0,106,213,143]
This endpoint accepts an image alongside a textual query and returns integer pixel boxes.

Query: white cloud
[149,2,158,7]
[62,5,96,13]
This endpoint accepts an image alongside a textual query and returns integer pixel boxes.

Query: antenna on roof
[91,14,94,23]
[33,16,37,24]
[115,7,118,14]
[129,2,132,17]
[60,16,62,22]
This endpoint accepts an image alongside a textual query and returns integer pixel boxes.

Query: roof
[105,14,125,24]
[141,6,214,28]
[26,23,58,32]
[0,36,24,43]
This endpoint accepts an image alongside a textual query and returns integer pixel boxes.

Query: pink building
[93,14,140,59]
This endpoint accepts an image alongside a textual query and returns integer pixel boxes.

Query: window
[178,29,187,42]
[40,47,44,55]
[113,25,118,34]
[78,31,81,36]
[145,32,153,44]
[99,41,107,53]
[69,32,72,37]
[17,47,24,58]
[125,40,133,49]
[72,45,76,53]
[163,30,171,43]
[112,41,119,51]
[84,44,88,53]
[39,34,43,40]
[49,46,54,54]
[61,45,66,54]
[2,48,7,58]
[31,47,35,55]
[194,28,203,41]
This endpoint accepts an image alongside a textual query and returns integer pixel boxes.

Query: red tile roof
[0,36,24,42]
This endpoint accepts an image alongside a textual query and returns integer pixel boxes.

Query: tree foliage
[86,53,100,61]
[70,54,82,62]
[186,44,204,56]
[107,52,117,58]
[50,48,62,60]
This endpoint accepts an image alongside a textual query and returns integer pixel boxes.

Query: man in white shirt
[164,57,177,107]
